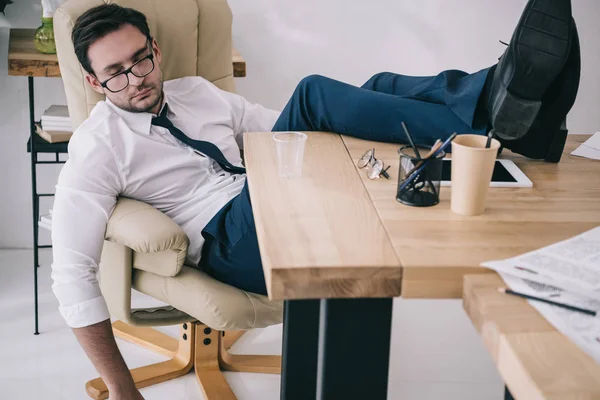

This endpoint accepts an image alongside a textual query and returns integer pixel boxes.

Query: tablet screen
[441,160,518,183]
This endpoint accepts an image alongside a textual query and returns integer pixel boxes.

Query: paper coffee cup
[450,134,501,216]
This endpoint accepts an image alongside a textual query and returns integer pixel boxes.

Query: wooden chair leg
[86,324,195,400]
[218,332,281,374]
[195,325,237,400]
[222,330,246,350]
[112,320,179,357]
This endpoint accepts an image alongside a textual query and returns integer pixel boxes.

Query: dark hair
[72,4,152,75]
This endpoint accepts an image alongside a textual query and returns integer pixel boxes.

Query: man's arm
[51,131,139,396]
[213,85,281,149]
[73,320,143,399]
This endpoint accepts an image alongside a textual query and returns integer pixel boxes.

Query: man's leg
[360,67,496,132]
[199,182,267,295]
[274,0,573,146]
[272,68,492,146]
[360,68,493,98]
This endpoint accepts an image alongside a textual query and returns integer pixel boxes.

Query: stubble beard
[114,72,164,114]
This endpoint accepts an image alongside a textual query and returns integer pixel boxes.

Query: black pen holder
[396,145,444,207]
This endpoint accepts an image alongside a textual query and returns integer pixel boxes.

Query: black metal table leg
[505,386,515,400]
[28,76,40,336]
[317,298,393,400]
[280,299,321,400]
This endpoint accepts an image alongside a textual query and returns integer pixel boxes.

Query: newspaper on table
[482,226,600,365]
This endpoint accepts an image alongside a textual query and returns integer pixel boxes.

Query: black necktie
[151,105,246,174]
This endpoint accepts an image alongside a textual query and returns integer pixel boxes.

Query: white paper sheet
[482,227,600,301]
[571,132,600,160]
[584,132,600,151]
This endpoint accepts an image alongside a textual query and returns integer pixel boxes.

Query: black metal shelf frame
[27,76,68,335]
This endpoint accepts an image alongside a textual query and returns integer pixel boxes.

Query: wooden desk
[464,274,600,400]
[244,131,401,300]
[342,134,600,299]
[245,132,600,400]
[245,131,400,400]
[8,29,246,77]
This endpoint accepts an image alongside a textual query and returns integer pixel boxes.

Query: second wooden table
[8,29,246,78]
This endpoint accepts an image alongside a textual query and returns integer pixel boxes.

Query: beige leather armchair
[53,1,283,399]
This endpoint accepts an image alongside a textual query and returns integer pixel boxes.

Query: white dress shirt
[51,76,280,328]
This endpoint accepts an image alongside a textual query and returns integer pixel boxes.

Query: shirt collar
[105,91,172,135]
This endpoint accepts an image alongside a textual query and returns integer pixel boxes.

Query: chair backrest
[54,0,236,130]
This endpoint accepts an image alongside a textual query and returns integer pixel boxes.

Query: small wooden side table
[8,29,247,78]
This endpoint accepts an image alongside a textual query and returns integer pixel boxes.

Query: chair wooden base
[85,321,281,400]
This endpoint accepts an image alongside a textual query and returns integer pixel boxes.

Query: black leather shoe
[500,19,581,162]
[489,0,572,140]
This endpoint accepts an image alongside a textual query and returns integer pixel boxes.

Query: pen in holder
[396,145,445,207]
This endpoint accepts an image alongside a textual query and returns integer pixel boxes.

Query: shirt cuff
[58,296,111,328]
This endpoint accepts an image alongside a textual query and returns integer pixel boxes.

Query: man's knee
[362,72,391,90]
[369,72,390,81]
[289,74,330,105]
[296,74,328,92]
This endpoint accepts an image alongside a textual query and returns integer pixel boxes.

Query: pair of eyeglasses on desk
[357,148,391,180]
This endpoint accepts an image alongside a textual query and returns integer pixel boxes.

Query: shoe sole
[491,0,572,140]
[501,18,581,162]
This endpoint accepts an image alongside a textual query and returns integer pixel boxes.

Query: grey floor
[0,249,504,400]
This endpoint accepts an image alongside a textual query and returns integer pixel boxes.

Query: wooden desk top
[341,134,600,299]
[463,273,600,400]
[8,28,246,78]
[244,132,401,300]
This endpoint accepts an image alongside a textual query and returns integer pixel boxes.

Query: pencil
[485,129,495,149]
[399,132,457,192]
[498,287,597,316]
[402,122,422,159]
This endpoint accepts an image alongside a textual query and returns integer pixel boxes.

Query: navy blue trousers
[200,68,493,295]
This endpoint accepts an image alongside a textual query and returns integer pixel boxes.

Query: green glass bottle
[34,17,56,54]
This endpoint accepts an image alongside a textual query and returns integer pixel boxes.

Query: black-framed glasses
[99,52,155,93]
[357,148,391,180]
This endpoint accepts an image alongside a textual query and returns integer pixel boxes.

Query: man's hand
[72,319,141,398]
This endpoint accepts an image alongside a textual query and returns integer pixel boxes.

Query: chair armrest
[105,198,189,277]
[100,240,193,326]
[99,198,193,326]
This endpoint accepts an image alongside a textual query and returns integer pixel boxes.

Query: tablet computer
[440,159,533,188]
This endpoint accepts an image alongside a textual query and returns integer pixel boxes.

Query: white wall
[1,0,599,248]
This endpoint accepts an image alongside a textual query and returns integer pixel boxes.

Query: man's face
[86,24,164,114]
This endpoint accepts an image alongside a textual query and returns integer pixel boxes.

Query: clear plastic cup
[272,132,307,178]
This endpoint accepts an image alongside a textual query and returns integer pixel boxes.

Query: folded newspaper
[482,226,600,365]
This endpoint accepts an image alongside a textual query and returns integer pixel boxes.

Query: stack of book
[37,105,72,143]
[38,209,53,232]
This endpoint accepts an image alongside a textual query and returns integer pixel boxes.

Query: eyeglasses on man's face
[99,51,155,93]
